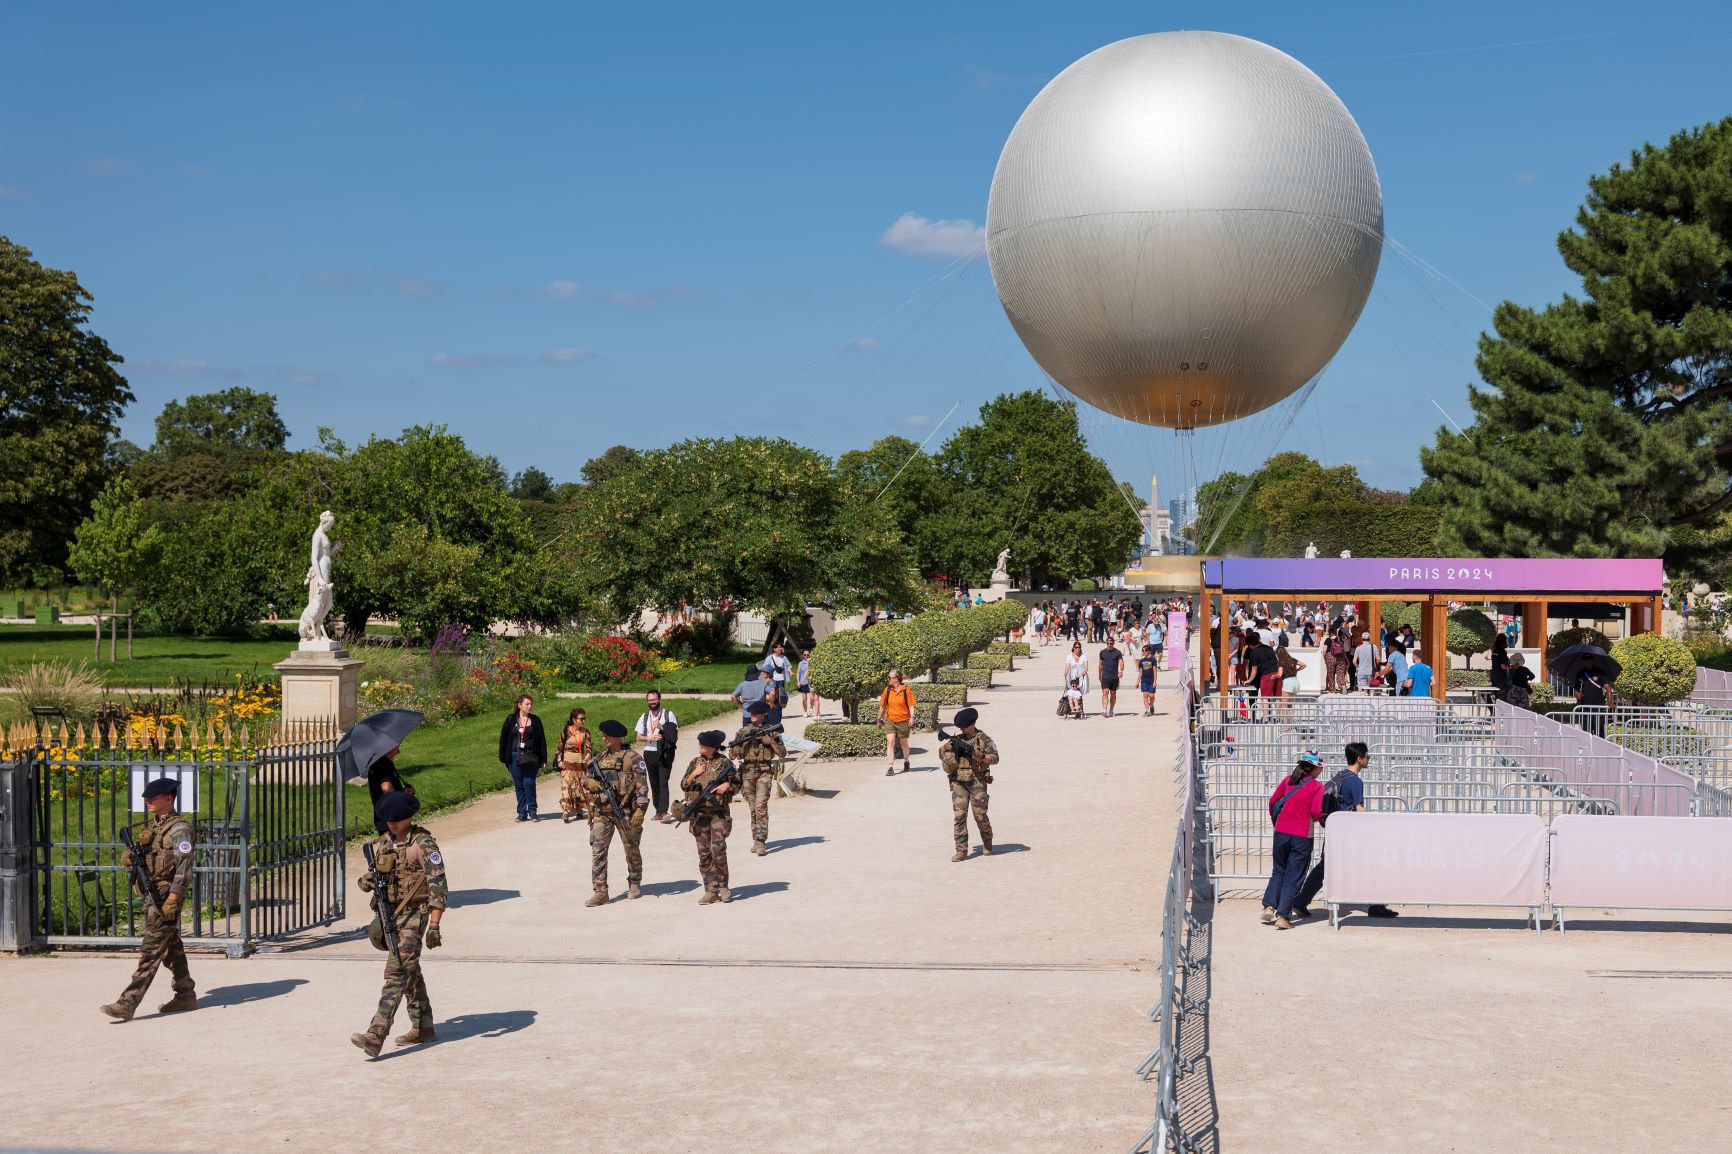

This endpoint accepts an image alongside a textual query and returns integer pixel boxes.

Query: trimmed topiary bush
[1547,625,1611,662]
[937,666,992,688]
[1609,633,1697,705]
[807,629,883,717]
[865,619,934,682]
[967,652,1014,672]
[1446,608,1497,668]
[805,721,888,758]
[989,598,1029,639]
[988,641,1031,657]
[909,680,968,706]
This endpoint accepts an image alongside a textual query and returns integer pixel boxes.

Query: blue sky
[6,2,1730,499]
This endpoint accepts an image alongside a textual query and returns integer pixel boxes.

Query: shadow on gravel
[767,836,826,852]
[804,788,841,799]
[201,979,307,1008]
[986,842,1030,855]
[448,888,522,908]
[379,1010,537,1058]
[728,882,789,901]
[640,880,701,897]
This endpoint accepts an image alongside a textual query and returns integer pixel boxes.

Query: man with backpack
[1294,742,1398,919]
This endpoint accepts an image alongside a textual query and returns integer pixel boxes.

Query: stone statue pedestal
[275,648,363,732]
[987,573,1014,603]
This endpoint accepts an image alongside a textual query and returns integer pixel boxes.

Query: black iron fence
[1,718,344,956]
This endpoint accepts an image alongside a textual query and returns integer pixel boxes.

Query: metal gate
[7,720,344,956]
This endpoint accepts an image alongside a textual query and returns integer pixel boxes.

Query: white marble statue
[1339,549,1352,559]
[298,510,336,643]
[992,546,1012,581]
[1304,541,1318,559]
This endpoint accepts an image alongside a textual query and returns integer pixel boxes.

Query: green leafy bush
[805,721,891,758]
[967,652,1014,671]
[1072,579,1097,592]
[937,666,992,688]
[910,612,969,678]
[1609,633,1696,705]
[807,629,882,712]
[1684,633,1732,672]
[908,680,968,706]
[866,619,934,680]
[1447,608,1497,666]
[988,641,1031,657]
[989,598,1029,638]
[855,699,941,730]
[1547,626,1610,661]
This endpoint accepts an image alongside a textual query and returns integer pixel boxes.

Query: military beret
[376,792,417,823]
[598,719,629,738]
[142,777,180,799]
[746,700,770,717]
[697,729,727,748]
[954,707,979,727]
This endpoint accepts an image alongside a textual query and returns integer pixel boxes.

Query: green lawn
[0,624,371,687]
[362,695,738,838]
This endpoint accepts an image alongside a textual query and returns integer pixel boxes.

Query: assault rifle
[726,723,784,752]
[362,839,418,1034]
[585,756,629,827]
[118,825,164,914]
[673,764,739,827]
[937,727,976,763]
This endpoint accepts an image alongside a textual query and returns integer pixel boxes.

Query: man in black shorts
[1097,636,1124,718]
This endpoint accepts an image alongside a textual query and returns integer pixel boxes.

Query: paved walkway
[0,651,1181,1153]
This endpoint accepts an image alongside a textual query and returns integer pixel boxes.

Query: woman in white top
[1063,641,1090,696]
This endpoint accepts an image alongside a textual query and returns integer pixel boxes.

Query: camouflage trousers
[559,769,587,815]
[689,812,732,893]
[589,813,643,892]
[740,766,773,844]
[951,778,992,852]
[116,905,195,1011]
[367,909,430,1038]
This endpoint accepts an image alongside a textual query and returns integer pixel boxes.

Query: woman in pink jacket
[1261,751,1326,930]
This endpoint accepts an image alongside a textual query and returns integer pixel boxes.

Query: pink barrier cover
[1548,815,1732,909]
[1324,813,1547,906]
[1165,611,1187,670]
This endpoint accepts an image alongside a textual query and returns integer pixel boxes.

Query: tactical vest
[137,815,194,884]
[372,828,432,911]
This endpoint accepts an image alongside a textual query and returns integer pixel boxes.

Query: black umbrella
[336,709,426,781]
[1551,644,1621,686]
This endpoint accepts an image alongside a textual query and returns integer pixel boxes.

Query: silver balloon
[986,32,1383,429]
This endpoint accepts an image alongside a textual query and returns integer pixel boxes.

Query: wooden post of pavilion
[1426,596,1449,702]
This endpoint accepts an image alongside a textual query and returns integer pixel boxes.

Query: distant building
[1140,475,1174,558]
[1168,493,1193,554]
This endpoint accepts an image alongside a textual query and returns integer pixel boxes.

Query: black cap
[697,730,726,749]
[142,777,179,799]
[954,707,979,727]
[376,792,418,823]
[599,719,628,738]
[746,700,770,717]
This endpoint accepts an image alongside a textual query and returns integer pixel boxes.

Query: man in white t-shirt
[635,690,679,822]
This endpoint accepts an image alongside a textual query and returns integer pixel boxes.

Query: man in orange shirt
[878,668,916,776]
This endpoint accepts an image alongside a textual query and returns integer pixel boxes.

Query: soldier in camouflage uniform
[582,719,649,906]
[351,791,447,1057]
[939,707,1000,862]
[102,777,198,1020]
[729,699,784,856]
[679,730,740,904]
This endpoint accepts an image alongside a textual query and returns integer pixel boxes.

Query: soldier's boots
[159,993,199,1013]
[395,1026,436,1046]
[351,1031,386,1058]
[586,891,609,907]
[99,1002,135,1022]
[717,887,732,904]
[952,848,967,862]
[628,882,642,900]
[698,890,718,906]
[752,840,766,856]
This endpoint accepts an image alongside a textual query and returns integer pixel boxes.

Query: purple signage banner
[1202,557,1664,594]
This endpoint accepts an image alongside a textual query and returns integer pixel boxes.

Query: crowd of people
[1210,601,1435,709]
[1035,594,1192,719]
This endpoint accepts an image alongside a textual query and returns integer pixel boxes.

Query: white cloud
[545,280,584,301]
[543,347,593,364]
[427,352,513,368]
[851,336,883,350]
[606,285,698,309]
[878,212,985,258]
[397,277,444,300]
[132,358,244,381]
[897,414,937,429]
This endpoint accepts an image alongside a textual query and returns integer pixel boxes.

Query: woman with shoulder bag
[1261,751,1327,930]
[498,694,547,823]
[1506,652,1535,709]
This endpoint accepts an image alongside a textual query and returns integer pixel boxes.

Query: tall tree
[580,445,640,486]
[0,237,133,583]
[509,466,556,502]
[153,387,288,457]
[836,435,943,569]
[1422,119,1732,571]
[67,477,162,603]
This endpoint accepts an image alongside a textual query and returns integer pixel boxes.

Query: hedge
[988,641,1031,657]
[805,722,891,758]
[806,627,883,708]
[967,652,1014,672]
[937,666,993,688]
[1264,504,1442,558]
[909,680,968,706]
[1609,634,1696,705]
[855,699,941,731]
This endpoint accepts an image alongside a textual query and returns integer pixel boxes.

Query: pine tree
[1421,118,1732,572]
